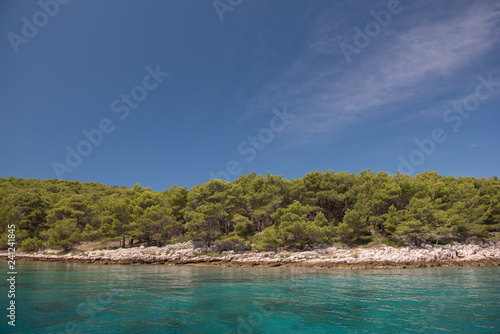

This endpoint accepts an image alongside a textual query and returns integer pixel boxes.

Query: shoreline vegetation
[3,240,500,269]
[1,171,499,261]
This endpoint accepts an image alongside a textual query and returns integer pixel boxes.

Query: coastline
[3,241,500,269]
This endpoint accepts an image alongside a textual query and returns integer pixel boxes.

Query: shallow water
[3,262,500,333]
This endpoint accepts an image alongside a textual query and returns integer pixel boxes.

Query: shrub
[47,219,81,251]
[215,235,250,252]
[20,237,44,252]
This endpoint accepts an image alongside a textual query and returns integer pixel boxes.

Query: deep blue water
[2,262,499,333]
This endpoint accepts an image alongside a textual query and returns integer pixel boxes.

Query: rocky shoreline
[2,241,500,269]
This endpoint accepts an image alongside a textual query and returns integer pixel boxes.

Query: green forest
[1,170,499,252]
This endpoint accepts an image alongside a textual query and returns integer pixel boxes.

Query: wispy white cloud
[243,1,500,142]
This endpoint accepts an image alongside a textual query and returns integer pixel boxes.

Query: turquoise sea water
[2,262,499,334]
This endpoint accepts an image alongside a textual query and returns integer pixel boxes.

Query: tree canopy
[1,171,499,251]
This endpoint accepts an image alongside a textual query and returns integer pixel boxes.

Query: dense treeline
[1,171,499,252]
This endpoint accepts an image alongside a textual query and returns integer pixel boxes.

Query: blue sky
[1,0,499,191]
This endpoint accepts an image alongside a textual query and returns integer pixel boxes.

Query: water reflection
[12,262,500,334]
